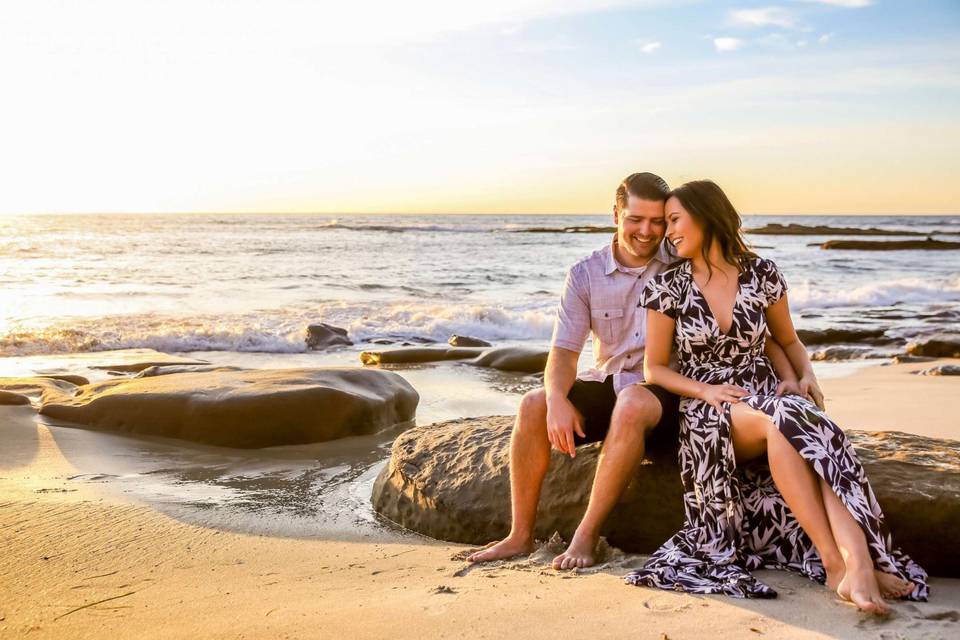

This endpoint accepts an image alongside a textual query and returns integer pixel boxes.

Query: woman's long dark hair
[669,180,757,282]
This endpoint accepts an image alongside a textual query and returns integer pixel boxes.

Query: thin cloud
[714,37,746,52]
[819,33,834,44]
[637,39,662,53]
[797,0,873,7]
[730,7,796,28]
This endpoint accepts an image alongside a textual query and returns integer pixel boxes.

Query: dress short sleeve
[756,258,788,306]
[638,270,678,319]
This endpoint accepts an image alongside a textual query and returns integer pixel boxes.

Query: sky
[1,0,958,215]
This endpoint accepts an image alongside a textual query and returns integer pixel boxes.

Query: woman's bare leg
[817,478,914,600]
[728,404,889,614]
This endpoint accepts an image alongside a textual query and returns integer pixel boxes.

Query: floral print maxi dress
[624,257,928,600]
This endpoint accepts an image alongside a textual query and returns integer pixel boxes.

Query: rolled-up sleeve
[550,262,590,352]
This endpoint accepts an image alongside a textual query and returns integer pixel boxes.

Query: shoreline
[2,360,959,638]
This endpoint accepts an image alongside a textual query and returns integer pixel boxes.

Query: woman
[624,180,928,614]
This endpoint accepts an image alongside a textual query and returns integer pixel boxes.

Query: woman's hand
[699,383,749,412]
[799,373,826,410]
[775,379,802,397]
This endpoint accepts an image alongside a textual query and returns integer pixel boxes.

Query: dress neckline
[684,260,750,337]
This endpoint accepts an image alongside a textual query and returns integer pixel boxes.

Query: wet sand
[2,359,959,638]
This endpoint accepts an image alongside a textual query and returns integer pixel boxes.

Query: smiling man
[467,172,684,569]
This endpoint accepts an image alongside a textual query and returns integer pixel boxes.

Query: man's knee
[610,386,662,436]
[516,388,547,431]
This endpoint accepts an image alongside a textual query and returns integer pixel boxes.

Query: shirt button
[627,354,631,359]
[635,332,639,337]
[604,312,608,317]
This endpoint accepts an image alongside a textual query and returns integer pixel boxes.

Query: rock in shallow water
[40,368,419,448]
[306,323,353,349]
[360,347,484,365]
[471,347,548,373]
[373,415,960,577]
[448,335,492,348]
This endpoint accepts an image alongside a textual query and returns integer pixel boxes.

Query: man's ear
[612,205,619,225]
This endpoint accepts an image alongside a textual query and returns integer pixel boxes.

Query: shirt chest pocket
[591,307,625,344]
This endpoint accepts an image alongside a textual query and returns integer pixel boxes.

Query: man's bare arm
[542,346,586,458]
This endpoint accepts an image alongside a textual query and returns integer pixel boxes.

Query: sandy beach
[2,358,959,639]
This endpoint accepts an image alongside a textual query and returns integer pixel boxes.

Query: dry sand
[2,360,959,639]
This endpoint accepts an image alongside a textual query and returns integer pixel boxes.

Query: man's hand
[799,373,826,410]
[775,379,802,397]
[546,396,586,458]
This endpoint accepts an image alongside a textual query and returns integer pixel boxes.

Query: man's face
[613,194,666,262]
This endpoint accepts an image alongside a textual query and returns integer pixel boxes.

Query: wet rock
[39,374,90,386]
[306,323,353,349]
[809,346,876,361]
[888,355,937,364]
[795,328,893,346]
[40,368,419,449]
[0,377,79,401]
[373,416,960,577]
[471,347,549,373]
[89,352,211,373]
[135,365,245,378]
[0,390,31,405]
[448,335,492,348]
[360,347,484,365]
[820,238,960,251]
[907,338,960,358]
[916,365,960,376]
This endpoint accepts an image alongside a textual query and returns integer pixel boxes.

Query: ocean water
[1,213,958,359]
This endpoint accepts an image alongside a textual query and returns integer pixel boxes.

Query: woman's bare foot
[467,535,534,564]
[551,530,598,570]
[874,570,914,599]
[836,566,890,616]
[823,560,845,592]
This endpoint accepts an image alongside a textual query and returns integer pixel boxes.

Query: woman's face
[664,196,704,259]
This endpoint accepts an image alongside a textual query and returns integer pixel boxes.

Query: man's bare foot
[874,570,914,599]
[836,567,890,616]
[552,530,597,570]
[466,536,534,564]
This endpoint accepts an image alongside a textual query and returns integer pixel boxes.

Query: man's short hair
[615,172,671,210]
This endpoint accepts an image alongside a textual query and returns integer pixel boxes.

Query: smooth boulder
[471,347,549,373]
[373,415,960,577]
[306,323,353,349]
[40,367,419,449]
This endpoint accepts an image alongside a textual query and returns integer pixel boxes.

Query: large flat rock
[40,367,419,448]
[372,415,960,577]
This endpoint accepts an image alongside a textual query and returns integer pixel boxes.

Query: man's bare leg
[467,389,551,562]
[552,385,662,570]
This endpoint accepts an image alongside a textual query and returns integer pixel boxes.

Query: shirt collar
[605,237,676,275]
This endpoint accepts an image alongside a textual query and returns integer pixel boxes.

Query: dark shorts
[567,376,680,448]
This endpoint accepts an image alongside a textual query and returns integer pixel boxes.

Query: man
[468,172,799,569]
[468,172,681,569]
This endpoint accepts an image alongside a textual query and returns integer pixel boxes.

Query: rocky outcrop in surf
[819,238,960,251]
[38,368,419,448]
[306,323,353,350]
[745,223,931,236]
[373,415,960,577]
[448,335,492,348]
